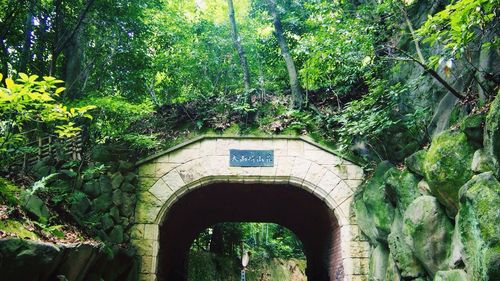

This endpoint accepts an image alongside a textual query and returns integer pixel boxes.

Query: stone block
[290,158,311,180]
[287,140,304,156]
[130,224,146,239]
[274,156,295,177]
[149,179,174,202]
[215,139,239,155]
[177,159,207,185]
[168,148,200,164]
[346,165,364,180]
[272,139,288,155]
[144,224,159,241]
[154,163,177,178]
[317,171,342,194]
[330,181,353,205]
[138,163,156,177]
[304,163,327,186]
[161,170,186,192]
[199,139,217,156]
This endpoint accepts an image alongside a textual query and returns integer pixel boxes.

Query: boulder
[404,150,427,177]
[109,225,124,244]
[92,192,112,212]
[120,192,137,217]
[109,206,121,223]
[354,172,395,244]
[471,149,496,173]
[458,172,500,281]
[99,175,113,193]
[423,131,476,215]
[100,213,114,231]
[460,113,485,144]
[112,189,123,206]
[21,193,50,224]
[388,211,426,279]
[433,269,468,281]
[53,243,97,280]
[83,180,101,198]
[111,172,125,189]
[448,215,464,269]
[0,238,62,281]
[369,244,389,281]
[403,196,454,277]
[70,192,91,218]
[384,168,422,211]
[484,93,500,177]
[385,256,402,281]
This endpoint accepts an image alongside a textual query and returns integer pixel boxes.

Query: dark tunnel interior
[157,183,343,281]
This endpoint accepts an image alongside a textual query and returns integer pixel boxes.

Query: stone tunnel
[132,136,369,281]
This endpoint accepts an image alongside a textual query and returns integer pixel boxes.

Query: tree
[266,0,304,109]
[227,0,251,94]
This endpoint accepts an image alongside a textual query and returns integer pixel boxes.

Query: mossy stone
[484,93,500,177]
[423,131,476,215]
[460,113,485,144]
[458,172,500,281]
[402,196,453,277]
[83,180,101,198]
[434,269,468,281]
[111,172,125,189]
[109,225,124,244]
[21,193,50,224]
[387,211,426,279]
[99,175,113,193]
[354,162,395,244]
[471,149,496,174]
[384,168,421,212]
[92,192,112,212]
[404,150,427,177]
[100,213,114,231]
[369,243,389,281]
[0,220,38,239]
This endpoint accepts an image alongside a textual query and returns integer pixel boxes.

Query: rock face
[384,168,422,212]
[458,172,500,281]
[434,269,468,281]
[388,212,426,279]
[422,131,476,215]
[0,238,136,281]
[402,196,454,277]
[484,94,500,177]
[354,162,395,244]
[369,244,389,281]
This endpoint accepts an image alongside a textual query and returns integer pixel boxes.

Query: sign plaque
[230,149,274,167]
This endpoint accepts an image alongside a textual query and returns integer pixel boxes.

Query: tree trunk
[62,31,84,99]
[227,0,251,93]
[19,0,34,73]
[267,0,303,109]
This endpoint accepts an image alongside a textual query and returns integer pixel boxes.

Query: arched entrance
[132,136,369,281]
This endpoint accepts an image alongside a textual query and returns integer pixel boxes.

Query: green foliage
[0,73,95,167]
[326,80,401,150]
[75,96,158,149]
[296,1,375,95]
[418,0,498,67]
[0,177,22,205]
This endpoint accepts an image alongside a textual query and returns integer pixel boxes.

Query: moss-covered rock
[384,168,422,212]
[388,211,426,279]
[484,93,500,177]
[369,243,389,281]
[471,149,496,174]
[403,196,454,277]
[20,193,50,224]
[0,238,62,281]
[458,172,500,281]
[433,269,468,281]
[423,131,476,215]
[354,162,395,244]
[405,150,427,177]
[460,113,485,144]
[385,256,402,281]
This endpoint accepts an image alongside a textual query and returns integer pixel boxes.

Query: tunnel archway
[158,182,341,281]
[132,136,369,281]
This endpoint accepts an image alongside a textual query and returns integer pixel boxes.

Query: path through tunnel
[157,182,343,281]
